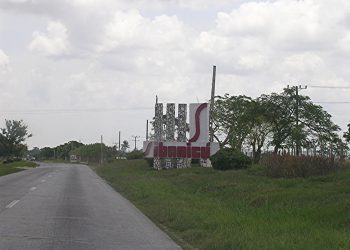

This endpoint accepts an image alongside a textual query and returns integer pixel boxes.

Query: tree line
[212,88,346,163]
[0,118,133,163]
[1,87,348,165]
[29,139,132,163]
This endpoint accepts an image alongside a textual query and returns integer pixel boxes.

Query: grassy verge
[92,160,350,250]
[0,160,38,176]
[42,159,68,164]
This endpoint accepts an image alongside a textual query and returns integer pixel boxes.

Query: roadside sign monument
[143,102,219,170]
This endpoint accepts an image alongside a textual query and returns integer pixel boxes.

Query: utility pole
[100,135,103,165]
[209,65,216,143]
[131,135,140,151]
[118,131,121,152]
[288,85,307,156]
[146,120,149,141]
[79,139,82,162]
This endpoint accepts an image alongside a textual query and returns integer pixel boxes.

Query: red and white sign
[143,103,219,159]
[189,103,209,143]
[143,141,219,159]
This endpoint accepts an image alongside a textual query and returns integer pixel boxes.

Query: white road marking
[6,200,20,208]
[41,179,46,183]
[30,187,37,191]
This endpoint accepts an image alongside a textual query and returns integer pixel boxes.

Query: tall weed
[260,154,342,178]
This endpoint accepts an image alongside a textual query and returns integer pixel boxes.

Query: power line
[0,107,153,114]
[309,85,350,89]
[314,101,350,104]
[131,135,140,151]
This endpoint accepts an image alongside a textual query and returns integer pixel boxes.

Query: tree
[0,120,32,158]
[212,94,253,150]
[70,143,114,163]
[121,140,129,153]
[343,123,350,143]
[260,88,340,154]
[27,147,41,159]
[212,90,340,161]
[245,100,273,163]
[259,90,296,153]
[212,95,272,162]
[54,141,83,160]
[39,147,54,159]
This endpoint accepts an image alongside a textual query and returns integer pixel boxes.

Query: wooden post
[209,65,216,143]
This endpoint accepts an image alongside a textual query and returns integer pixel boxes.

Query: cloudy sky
[1,0,350,149]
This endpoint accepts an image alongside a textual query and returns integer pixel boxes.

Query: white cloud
[0,50,10,74]
[3,0,30,3]
[193,1,350,72]
[29,21,70,57]
[98,10,188,52]
[2,0,350,148]
[226,1,349,51]
[96,10,194,76]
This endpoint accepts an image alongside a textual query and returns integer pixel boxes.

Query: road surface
[0,163,181,249]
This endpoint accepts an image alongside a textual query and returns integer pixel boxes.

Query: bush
[3,158,14,164]
[210,148,252,170]
[126,150,144,160]
[260,154,341,178]
[145,157,153,167]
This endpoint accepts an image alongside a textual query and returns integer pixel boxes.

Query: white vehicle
[70,155,78,163]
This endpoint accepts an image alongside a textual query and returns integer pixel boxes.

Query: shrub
[145,157,153,167]
[260,154,341,178]
[126,150,144,160]
[3,158,14,164]
[210,148,252,170]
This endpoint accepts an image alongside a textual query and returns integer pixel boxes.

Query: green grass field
[93,160,350,250]
[0,160,37,176]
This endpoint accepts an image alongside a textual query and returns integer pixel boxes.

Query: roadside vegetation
[212,88,345,161]
[30,139,132,163]
[0,160,37,177]
[0,119,32,161]
[93,159,350,250]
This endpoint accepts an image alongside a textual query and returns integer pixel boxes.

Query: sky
[1,0,350,149]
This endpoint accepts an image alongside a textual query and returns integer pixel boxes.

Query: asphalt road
[0,163,181,250]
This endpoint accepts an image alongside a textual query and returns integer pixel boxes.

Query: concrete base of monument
[200,158,212,168]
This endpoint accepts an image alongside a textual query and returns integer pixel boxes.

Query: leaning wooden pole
[209,65,216,143]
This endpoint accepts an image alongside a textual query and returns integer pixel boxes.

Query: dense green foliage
[55,141,84,160]
[93,160,350,250]
[39,147,55,159]
[213,89,342,161]
[343,123,350,143]
[70,143,115,163]
[28,141,84,161]
[28,140,127,163]
[126,150,144,160]
[210,148,251,170]
[0,120,31,158]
